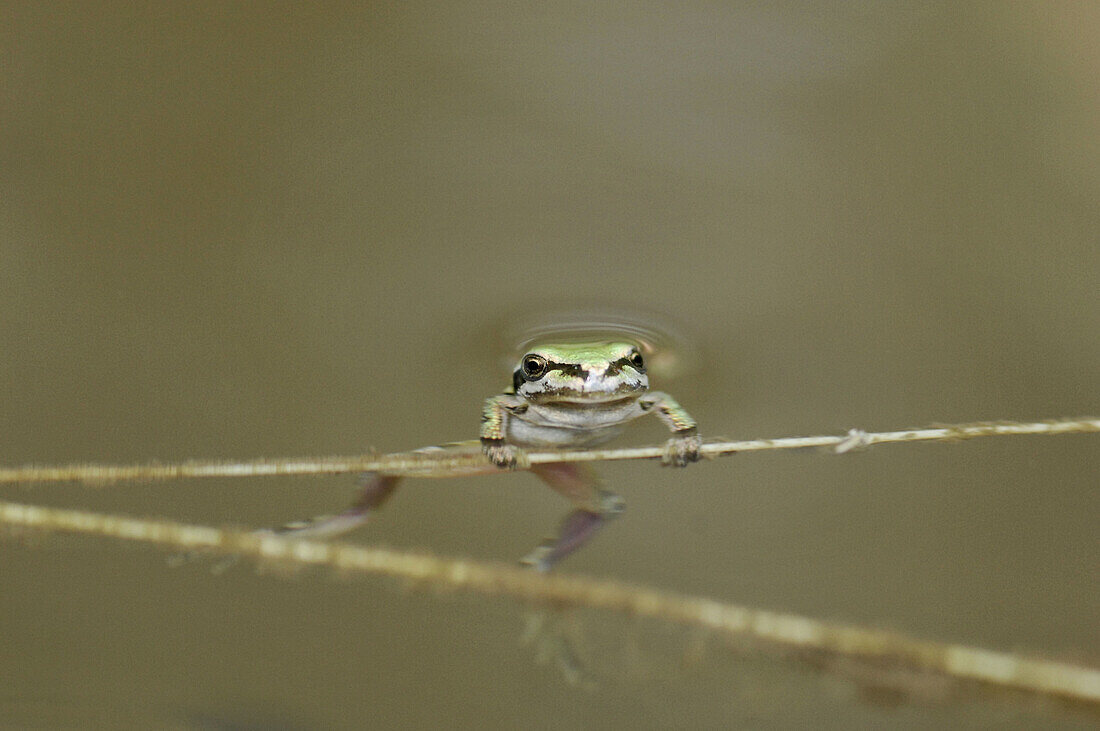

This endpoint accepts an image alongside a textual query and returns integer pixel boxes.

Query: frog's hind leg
[521,462,625,572]
[170,472,399,570]
[261,472,401,539]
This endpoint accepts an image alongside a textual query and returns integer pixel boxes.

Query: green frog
[269,340,701,571]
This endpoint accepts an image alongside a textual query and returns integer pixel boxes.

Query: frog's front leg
[480,393,530,469]
[639,391,702,467]
[521,462,625,572]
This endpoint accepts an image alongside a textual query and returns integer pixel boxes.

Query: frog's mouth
[547,396,640,409]
[525,386,644,406]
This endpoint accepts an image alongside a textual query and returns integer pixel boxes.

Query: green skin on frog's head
[512,341,649,405]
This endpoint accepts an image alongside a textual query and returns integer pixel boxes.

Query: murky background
[1,3,1097,728]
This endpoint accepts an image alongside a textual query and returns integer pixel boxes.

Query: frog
[480,341,701,468]
[478,340,702,570]
[264,340,701,572]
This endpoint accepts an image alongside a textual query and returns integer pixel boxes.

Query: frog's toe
[483,441,530,470]
[519,544,554,573]
[662,433,702,467]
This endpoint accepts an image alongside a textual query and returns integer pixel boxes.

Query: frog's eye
[628,350,646,372]
[520,354,548,381]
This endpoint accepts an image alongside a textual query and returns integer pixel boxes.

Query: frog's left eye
[520,354,548,380]
[628,350,646,372]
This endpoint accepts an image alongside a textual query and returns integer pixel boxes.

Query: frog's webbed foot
[662,431,702,467]
[168,472,400,571]
[520,610,597,689]
[519,508,609,573]
[520,481,625,572]
[482,440,531,470]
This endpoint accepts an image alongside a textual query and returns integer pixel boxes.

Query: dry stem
[0,416,1095,485]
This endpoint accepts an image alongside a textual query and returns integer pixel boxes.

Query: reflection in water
[494,305,704,381]
[179,708,315,731]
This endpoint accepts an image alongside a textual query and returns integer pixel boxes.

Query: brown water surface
[1,3,1097,728]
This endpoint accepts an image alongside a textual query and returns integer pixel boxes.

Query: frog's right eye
[520,354,548,380]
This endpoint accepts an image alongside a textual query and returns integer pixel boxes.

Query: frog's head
[512,341,649,404]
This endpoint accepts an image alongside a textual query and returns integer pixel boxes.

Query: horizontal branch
[0,417,1096,486]
[0,498,1097,709]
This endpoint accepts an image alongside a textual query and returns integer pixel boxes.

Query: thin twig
[0,499,1097,709]
[0,416,1096,485]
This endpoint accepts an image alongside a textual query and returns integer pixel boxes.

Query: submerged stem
[0,499,1097,709]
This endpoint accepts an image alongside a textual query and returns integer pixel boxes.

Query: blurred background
[1,2,1097,728]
